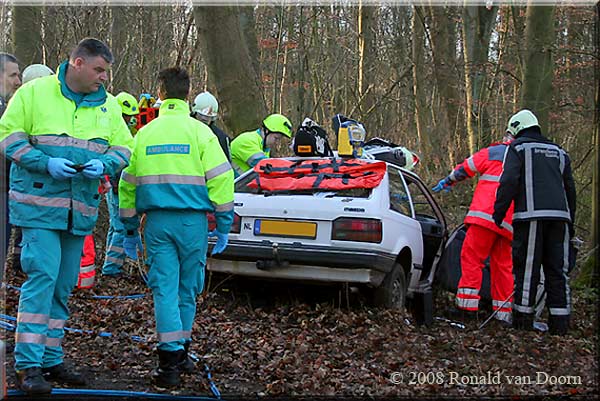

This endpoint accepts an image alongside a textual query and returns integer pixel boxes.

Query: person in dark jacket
[493,109,576,336]
[191,91,231,161]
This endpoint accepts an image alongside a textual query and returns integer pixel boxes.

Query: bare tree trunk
[12,6,43,65]
[239,6,261,85]
[462,4,498,152]
[194,6,266,135]
[271,7,285,112]
[296,6,309,121]
[591,2,599,282]
[109,6,130,92]
[357,3,377,127]
[0,4,9,50]
[427,5,461,155]
[521,3,555,132]
[411,5,431,157]
[279,6,294,115]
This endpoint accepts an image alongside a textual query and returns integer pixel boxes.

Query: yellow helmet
[263,113,293,138]
[116,92,140,116]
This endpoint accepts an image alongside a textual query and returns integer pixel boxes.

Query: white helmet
[22,64,54,84]
[192,91,218,122]
[507,109,539,137]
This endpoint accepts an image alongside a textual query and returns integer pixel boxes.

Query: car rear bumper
[207,240,396,285]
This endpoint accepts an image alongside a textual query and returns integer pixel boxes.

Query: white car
[207,147,447,321]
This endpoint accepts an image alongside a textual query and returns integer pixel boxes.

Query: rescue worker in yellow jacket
[230,113,292,177]
[0,38,134,395]
[118,67,234,388]
[101,91,139,276]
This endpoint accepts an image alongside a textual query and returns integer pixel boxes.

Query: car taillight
[231,213,241,234]
[207,212,241,234]
[331,217,382,243]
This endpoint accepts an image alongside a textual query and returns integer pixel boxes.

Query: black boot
[444,305,480,322]
[512,311,534,331]
[42,362,87,385]
[153,349,185,387]
[16,367,52,394]
[548,315,570,336]
[178,341,196,374]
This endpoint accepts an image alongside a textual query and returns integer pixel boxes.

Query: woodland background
[0,3,597,279]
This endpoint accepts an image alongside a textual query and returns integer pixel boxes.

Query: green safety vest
[230,129,270,177]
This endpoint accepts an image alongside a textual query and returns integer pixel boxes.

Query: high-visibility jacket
[78,234,96,289]
[0,61,134,235]
[447,141,513,240]
[1,95,10,195]
[230,129,269,176]
[119,98,234,234]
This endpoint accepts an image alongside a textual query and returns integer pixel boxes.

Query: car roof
[236,154,424,184]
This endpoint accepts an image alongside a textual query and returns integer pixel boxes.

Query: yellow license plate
[254,219,317,239]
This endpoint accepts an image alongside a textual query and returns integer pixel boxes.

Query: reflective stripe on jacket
[447,142,513,240]
[230,129,270,176]
[494,130,576,224]
[118,98,234,234]
[0,62,134,235]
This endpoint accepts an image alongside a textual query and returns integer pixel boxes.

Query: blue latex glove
[47,158,77,180]
[82,159,104,179]
[208,230,229,256]
[391,193,410,202]
[123,234,143,260]
[432,178,452,193]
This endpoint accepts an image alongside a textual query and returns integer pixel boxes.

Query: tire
[372,263,407,310]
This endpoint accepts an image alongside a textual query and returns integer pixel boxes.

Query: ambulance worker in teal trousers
[119,66,233,388]
[0,38,133,395]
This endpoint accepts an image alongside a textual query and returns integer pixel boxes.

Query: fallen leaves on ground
[1,263,597,398]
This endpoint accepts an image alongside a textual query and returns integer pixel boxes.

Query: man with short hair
[119,67,234,388]
[0,38,134,394]
[0,53,21,115]
[0,52,21,277]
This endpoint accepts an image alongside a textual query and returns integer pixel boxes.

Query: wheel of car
[372,262,407,310]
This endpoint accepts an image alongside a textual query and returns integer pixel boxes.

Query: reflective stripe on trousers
[456,224,513,312]
[144,210,208,352]
[512,220,571,317]
[102,191,126,275]
[14,228,84,371]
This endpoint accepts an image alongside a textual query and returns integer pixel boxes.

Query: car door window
[405,179,438,221]
[387,167,411,216]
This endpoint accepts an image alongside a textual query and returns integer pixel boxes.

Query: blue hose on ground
[7,388,220,400]
[5,283,148,300]
[1,313,220,398]
[0,313,144,342]
[204,364,221,399]
[3,284,221,399]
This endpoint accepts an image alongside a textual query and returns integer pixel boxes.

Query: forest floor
[1,257,598,400]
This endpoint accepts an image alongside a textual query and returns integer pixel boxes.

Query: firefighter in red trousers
[432,132,515,324]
